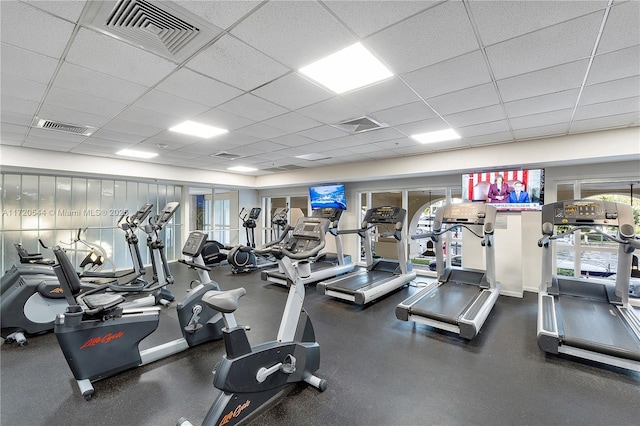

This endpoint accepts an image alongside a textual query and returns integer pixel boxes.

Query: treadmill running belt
[409,281,481,325]
[326,270,392,294]
[558,295,640,361]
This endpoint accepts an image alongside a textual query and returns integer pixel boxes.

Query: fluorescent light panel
[299,42,393,94]
[169,120,228,138]
[228,166,257,172]
[116,149,158,159]
[411,129,461,144]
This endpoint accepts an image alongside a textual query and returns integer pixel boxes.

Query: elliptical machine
[178,215,330,426]
[53,229,225,400]
[227,207,278,274]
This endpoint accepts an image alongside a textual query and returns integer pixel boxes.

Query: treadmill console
[542,200,625,227]
[312,207,343,228]
[182,231,207,257]
[438,203,496,225]
[284,218,330,254]
[363,206,406,225]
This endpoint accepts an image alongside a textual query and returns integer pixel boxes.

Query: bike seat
[202,288,246,313]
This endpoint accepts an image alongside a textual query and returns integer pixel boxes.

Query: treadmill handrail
[544,225,633,246]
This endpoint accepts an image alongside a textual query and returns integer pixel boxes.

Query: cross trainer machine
[317,206,416,305]
[52,229,225,400]
[261,207,354,287]
[396,202,501,340]
[0,204,173,346]
[177,216,330,426]
[226,207,278,273]
[537,199,640,371]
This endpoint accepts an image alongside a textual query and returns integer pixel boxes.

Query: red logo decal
[80,331,124,349]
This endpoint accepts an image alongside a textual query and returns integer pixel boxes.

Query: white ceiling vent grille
[33,118,95,136]
[81,0,221,62]
[210,152,242,160]
[332,116,388,134]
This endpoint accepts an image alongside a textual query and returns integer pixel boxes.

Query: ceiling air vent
[33,118,95,136]
[81,0,220,62]
[332,116,388,134]
[210,152,242,160]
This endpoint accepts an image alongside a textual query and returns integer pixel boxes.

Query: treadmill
[396,202,501,340]
[317,206,416,305]
[261,207,355,287]
[537,200,640,372]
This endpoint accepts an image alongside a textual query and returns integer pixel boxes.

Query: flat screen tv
[309,184,347,210]
[462,169,544,212]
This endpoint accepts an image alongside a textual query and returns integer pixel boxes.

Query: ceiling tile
[340,77,421,113]
[252,72,333,110]
[65,28,176,87]
[324,0,437,38]
[513,123,568,140]
[597,1,640,54]
[401,50,493,99]
[28,127,87,143]
[1,123,29,142]
[37,103,111,128]
[194,108,255,131]
[444,104,507,128]
[132,89,211,118]
[1,43,58,83]
[1,94,39,117]
[261,112,322,133]
[235,122,288,140]
[297,97,365,124]
[53,62,148,104]
[496,60,588,102]
[469,0,608,46]
[486,12,603,80]
[587,45,640,86]
[218,94,289,122]
[365,1,479,74]
[113,106,182,130]
[1,1,75,58]
[1,73,47,103]
[371,101,438,127]
[457,120,512,138]
[427,83,500,116]
[101,118,164,138]
[510,108,574,130]
[44,86,127,118]
[23,135,79,151]
[504,89,580,118]
[155,68,243,108]
[87,128,146,145]
[570,112,640,132]
[574,97,640,121]
[178,1,263,30]
[465,131,514,146]
[230,1,356,69]
[0,110,34,127]
[270,134,317,148]
[26,0,86,22]
[297,125,348,141]
[186,35,289,92]
[580,76,640,105]
[394,117,451,136]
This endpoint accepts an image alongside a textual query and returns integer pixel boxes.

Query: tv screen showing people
[462,169,544,211]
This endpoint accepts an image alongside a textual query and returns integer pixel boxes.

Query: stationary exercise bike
[53,229,225,400]
[178,215,330,426]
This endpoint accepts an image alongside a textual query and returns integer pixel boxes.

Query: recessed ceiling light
[169,120,228,138]
[228,166,257,172]
[411,129,461,144]
[116,149,159,159]
[299,42,393,94]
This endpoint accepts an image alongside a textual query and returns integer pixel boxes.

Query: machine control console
[131,203,154,223]
[363,206,406,224]
[156,202,179,226]
[284,218,330,255]
[439,203,496,225]
[543,200,623,226]
[182,231,207,257]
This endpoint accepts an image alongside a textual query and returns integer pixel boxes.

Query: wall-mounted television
[462,169,544,212]
[309,184,347,210]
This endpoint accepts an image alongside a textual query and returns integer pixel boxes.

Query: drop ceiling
[1,0,639,176]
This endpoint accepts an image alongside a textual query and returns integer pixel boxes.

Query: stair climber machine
[52,229,226,400]
[537,200,640,372]
[317,206,416,305]
[226,207,278,274]
[177,215,330,426]
[262,207,355,287]
[396,202,501,340]
[0,203,171,346]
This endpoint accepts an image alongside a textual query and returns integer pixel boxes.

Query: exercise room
[1,1,639,425]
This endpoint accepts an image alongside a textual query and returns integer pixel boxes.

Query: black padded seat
[202,288,246,313]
